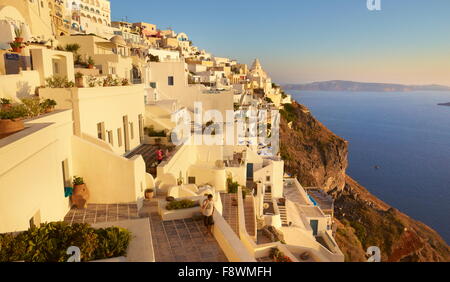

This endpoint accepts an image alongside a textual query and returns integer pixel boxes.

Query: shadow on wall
[16,81,33,99]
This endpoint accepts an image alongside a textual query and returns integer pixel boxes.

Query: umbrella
[20,22,31,42]
[0,20,15,44]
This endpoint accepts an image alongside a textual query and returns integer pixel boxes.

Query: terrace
[64,199,228,262]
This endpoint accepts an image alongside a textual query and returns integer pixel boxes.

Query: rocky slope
[279,101,450,262]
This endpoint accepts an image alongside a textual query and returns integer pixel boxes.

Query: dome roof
[110,35,126,46]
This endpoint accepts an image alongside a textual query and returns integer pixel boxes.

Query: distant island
[438,102,450,107]
[283,80,450,92]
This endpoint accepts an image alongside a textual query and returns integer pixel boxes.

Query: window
[130,122,134,139]
[138,114,144,142]
[266,175,271,182]
[97,122,105,140]
[168,76,174,86]
[188,177,196,184]
[108,130,114,146]
[117,128,123,147]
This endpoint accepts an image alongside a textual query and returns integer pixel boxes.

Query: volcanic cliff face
[280,101,450,262]
[279,101,348,191]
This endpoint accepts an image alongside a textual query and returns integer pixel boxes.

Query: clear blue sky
[110,0,450,85]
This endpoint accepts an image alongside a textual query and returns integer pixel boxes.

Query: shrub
[269,248,292,262]
[103,75,119,87]
[0,104,27,120]
[73,176,84,186]
[87,56,95,66]
[166,199,198,211]
[121,78,129,86]
[144,126,166,137]
[65,43,80,53]
[227,178,239,194]
[0,98,11,105]
[40,99,57,110]
[0,222,131,262]
[45,76,75,88]
[21,98,43,118]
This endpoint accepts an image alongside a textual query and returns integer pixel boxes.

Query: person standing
[201,194,215,235]
[156,147,164,164]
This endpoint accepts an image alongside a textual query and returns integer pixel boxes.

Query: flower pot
[71,184,89,209]
[44,106,54,113]
[1,104,12,111]
[12,47,21,53]
[88,64,94,69]
[75,77,84,88]
[15,37,23,43]
[144,189,154,200]
[0,119,24,138]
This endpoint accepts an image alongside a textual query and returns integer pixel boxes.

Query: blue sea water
[290,90,450,244]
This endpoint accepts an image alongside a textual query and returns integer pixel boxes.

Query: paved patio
[64,201,228,262]
[64,203,139,224]
[141,200,228,262]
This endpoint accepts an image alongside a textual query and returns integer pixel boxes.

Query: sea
[290,90,450,244]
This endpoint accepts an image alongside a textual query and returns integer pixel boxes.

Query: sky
[110,0,450,85]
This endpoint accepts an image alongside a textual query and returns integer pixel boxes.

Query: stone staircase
[126,144,158,177]
[244,196,256,238]
[264,192,272,203]
[278,204,289,227]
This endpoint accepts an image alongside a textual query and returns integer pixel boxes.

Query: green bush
[0,104,27,120]
[45,75,75,88]
[0,222,131,262]
[73,176,84,186]
[227,178,239,194]
[166,199,198,211]
[144,126,166,137]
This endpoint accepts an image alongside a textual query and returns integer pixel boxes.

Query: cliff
[280,101,450,262]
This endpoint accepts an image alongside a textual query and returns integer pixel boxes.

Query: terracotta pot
[15,37,23,43]
[88,64,94,69]
[12,47,21,53]
[44,106,54,113]
[1,104,12,111]
[0,119,24,138]
[144,189,154,200]
[75,77,84,88]
[71,184,89,209]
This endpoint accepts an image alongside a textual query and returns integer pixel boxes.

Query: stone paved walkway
[64,201,228,262]
[141,200,228,262]
[64,203,139,224]
[221,193,239,235]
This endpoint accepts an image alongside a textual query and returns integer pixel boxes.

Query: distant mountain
[283,80,450,92]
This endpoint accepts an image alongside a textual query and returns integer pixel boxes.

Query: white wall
[71,135,146,204]
[0,110,74,233]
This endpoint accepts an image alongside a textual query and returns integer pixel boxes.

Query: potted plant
[144,188,154,200]
[14,27,23,43]
[0,104,27,138]
[0,98,12,111]
[10,41,22,53]
[87,56,95,69]
[40,99,57,113]
[71,176,89,209]
[75,72,84,87]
